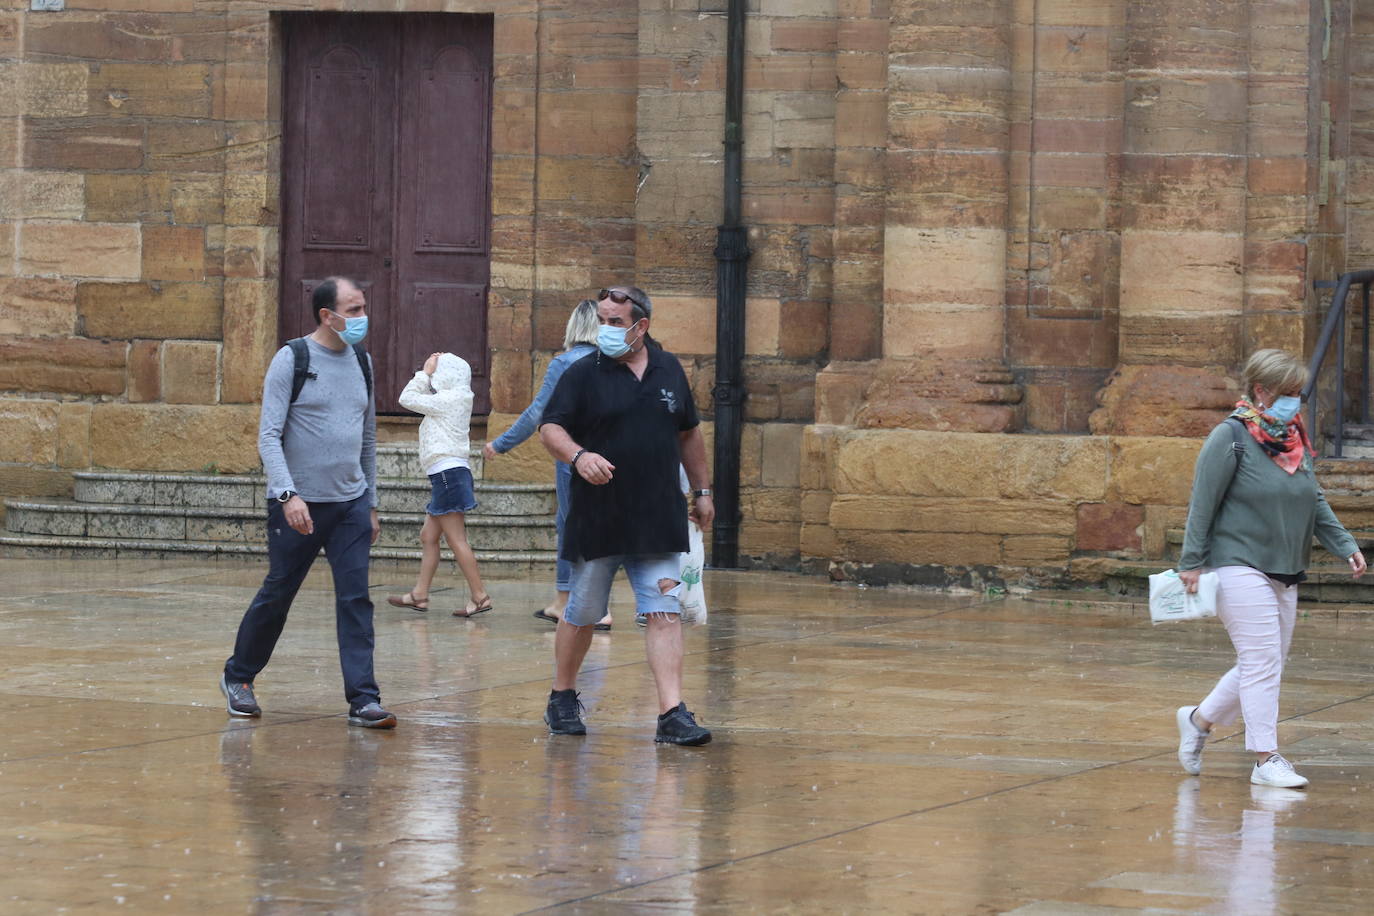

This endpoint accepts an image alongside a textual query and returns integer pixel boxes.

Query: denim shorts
[565,553,683,627]
[425,467,478,516]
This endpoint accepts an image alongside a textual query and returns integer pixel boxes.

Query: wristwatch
[692,488,712,498]
[277,490,298,504]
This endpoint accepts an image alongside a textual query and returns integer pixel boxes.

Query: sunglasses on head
[598,288,643,308]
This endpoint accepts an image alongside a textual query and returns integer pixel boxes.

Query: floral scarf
[1229,398,1314,475]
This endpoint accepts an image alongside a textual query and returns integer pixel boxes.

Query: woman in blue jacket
[483,299,611,629]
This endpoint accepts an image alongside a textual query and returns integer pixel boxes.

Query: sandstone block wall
[0,1,1362,583]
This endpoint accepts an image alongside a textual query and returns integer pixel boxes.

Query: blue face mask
[330,311,368,346]
[1267,395,1301,423]
[597,322,639,359]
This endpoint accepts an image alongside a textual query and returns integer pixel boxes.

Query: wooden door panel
[303,49,378,252]
[409,282,490,406]
[396,15,493,414]
[282,13,492,415]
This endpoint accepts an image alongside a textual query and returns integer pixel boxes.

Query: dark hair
[621,285,662,351]
[311,277,346,324]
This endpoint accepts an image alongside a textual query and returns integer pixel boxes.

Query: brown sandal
[387,591,429,612]
[455,596,494,618]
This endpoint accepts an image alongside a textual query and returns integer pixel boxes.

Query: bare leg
[645,612,684,713]
[645,577,684,712]
[553,619,595,690]
[434,512,488,612]
[545,590,569,620]
[410,515,442,601]
[546,590,610,627]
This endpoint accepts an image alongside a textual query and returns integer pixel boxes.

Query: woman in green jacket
[1175,349,1366,788]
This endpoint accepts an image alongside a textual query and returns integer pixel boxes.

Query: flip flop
[387,592,429,612]
[594,620,612,632]
[454,598,494,618]
[533,609,560,624]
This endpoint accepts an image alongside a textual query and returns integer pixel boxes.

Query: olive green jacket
[1179,421,1357,575]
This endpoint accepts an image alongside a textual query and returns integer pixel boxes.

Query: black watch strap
[277,490,298,503]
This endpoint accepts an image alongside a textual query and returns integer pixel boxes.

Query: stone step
[4,500,555,553]
[1163,528,1374,566]
[1313,457,1374,493]
[1098,560,1374,603]
[72,471,555,516]
[375,443,483,480]
[0,533,555,571]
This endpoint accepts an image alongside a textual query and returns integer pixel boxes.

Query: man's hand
[482,442,498,461]
[1178,568,1201,594]
[576,451,615,485]
[370,508,381,545]
[690,494,714,529]
[1350,550,1367,579]
[283,495,313,535]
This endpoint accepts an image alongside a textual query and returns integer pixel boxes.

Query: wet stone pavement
[1,557,1372,914]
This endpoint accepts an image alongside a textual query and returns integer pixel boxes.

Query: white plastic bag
[1148,568,1220,623]
[677,519,708,625]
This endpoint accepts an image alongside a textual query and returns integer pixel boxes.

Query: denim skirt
[426,466,478,515]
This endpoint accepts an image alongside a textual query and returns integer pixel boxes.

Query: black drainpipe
[711,0,750,569]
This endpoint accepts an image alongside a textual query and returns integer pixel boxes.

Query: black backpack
[288,338,372,403]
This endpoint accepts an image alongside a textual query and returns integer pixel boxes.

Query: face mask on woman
[1267,395,1301,424]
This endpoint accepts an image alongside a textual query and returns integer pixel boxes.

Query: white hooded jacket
[398,353,474,474]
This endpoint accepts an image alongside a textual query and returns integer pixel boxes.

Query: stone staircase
[0,443,558,573]
[1102,454,1374,603]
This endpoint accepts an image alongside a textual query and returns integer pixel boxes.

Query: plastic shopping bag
[1148,568,1220,623]
[677,519,709,625]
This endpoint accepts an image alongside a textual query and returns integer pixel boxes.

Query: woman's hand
[1178,568,1202,594]
[1349,550,1367,579]
[423,353,439,375]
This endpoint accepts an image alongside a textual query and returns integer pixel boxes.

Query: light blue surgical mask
[1267,395,1301,424]
[597,322,639,359]
[330,311,368,345]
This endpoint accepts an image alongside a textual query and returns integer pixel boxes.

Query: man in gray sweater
[220,277,396,728]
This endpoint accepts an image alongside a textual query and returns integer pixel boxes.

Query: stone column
[1089,0,1250,435]
[861,0,1019,432]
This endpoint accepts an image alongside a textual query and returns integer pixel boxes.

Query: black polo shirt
[539,346,699,562]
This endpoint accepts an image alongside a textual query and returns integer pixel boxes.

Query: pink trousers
[1196,566,1298,752]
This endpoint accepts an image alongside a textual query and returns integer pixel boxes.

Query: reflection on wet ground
[1,557,1372,913]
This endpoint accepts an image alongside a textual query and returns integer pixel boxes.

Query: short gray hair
[1241,349,1308,400]
[563,299,599,349]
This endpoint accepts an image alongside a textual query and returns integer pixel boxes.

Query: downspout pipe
[711,0,750,568]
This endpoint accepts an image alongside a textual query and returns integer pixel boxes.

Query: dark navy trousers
[225,494,380,708]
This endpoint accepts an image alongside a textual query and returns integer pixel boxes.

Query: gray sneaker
[655,702,712,746]
[220,673,261,718]
[348,702,397,729]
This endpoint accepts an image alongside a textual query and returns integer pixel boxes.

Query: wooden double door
[280,13,493,414]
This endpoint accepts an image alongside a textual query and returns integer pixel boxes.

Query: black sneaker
[545,689,587,736]
[655,702,711,746]
[220,673,261,718]
[348,702,397,729]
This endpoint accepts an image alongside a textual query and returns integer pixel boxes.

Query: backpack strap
[1223,416,1247,465]
[352,342,373,400]
[288,338,310,404]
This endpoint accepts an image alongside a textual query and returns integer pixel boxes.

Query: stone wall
[0,1,1361,582]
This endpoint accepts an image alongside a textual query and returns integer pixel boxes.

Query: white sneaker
[1175,705,1208,775]
[1251,753,1308,789]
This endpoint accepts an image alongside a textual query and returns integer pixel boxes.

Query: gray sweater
[1179,421,1356,575]
[258,338,377,507]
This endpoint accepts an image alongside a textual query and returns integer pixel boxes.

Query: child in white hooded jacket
[386,352,491,617]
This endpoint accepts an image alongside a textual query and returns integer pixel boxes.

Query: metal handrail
[1302,269,1374,457]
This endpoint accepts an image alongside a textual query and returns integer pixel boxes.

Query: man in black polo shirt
[538,284,715,746]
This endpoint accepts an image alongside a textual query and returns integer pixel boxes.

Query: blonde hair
[1241,349,1308,400]
[563,299,599,350]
